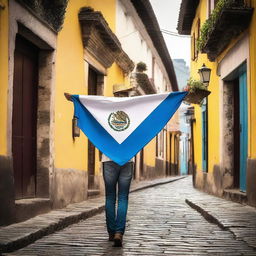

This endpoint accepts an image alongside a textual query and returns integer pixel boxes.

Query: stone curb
[0,205,105,254]
[0,176,186,254]
[185,199,227,230]
[185,199,256,251]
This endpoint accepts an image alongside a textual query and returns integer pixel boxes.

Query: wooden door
[140,149,144,177]
[233,78,240,188]
[12,35,38,199]
[239,71,248,192]
[87,67,97,189]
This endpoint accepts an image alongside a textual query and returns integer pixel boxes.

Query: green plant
[184,78,208,92]
[136,62,147,72]
[183,78,211,105]
[19,0,69,31]
[197,0,245,51]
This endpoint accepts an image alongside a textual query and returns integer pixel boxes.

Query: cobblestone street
[4,177,256,256]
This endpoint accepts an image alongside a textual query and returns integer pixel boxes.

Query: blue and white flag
[72,91,187,165]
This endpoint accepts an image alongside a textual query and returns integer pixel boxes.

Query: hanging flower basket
[183,78,211,105]
[184,88,211,104]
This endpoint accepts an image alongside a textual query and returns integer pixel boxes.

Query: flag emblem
[108,111,130,131]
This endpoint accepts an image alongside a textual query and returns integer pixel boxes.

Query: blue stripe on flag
[72,92,187,166]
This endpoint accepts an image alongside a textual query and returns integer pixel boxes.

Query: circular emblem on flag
[108,111,130,131]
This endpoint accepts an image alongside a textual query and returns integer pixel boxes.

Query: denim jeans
[103,161,133,235]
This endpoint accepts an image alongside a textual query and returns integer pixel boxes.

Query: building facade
[173,59,190,90]
[0,0,178,225]
[173,58,190,175]
[178,0,256,206]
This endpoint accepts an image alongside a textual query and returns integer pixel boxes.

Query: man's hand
[64,93,72,101]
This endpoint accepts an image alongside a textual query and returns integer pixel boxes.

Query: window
[208,0,211,17]
[195,19,200,59]
[152,57,155,81]
[160,131,164,158]
[156,132,164,158]
[191,19,200,60]
[191,33,196,60]
[208,0,220,16]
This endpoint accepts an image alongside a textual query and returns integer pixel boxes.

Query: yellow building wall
[192,0,256,171]
[105,62,127,96]
[190,0,220,173]
[0,0,8,156]
[54,0,87,171]
[86,0,115,29]
[54,0,125,172]
[144,138,156,167]
[249,0,256,158]
[166,130,178,168]
[211,1,256,160]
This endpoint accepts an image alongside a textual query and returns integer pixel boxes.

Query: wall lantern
[198,63,211,84]
[184,107,195,124]
[72,116,80,139]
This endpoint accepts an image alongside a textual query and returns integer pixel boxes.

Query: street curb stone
[185,199,227,230]
[0,176,185,253]
[185,198,256,251]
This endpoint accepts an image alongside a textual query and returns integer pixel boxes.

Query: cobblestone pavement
[0,176,184,254]
[5,177,256,256]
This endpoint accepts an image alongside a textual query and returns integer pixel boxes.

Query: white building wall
[116,0,170,92]
[154,65,167,93]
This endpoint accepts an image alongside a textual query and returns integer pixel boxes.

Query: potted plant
[136,62,147,72]
[183,78,211,105]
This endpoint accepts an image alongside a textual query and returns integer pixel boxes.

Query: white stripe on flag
[78,93,170,144]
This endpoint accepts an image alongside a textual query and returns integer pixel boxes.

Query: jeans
[103,161,133,235]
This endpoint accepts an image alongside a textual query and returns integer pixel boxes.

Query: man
[64,92,134,247]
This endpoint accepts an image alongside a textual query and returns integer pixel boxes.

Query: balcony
[199,0,253,61]
[130,73,157,95]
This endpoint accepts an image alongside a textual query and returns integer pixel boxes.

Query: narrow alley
[4,177,256,256]
[1,0,256,255]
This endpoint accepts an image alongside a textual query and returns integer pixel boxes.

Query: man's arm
[64,92,72,101]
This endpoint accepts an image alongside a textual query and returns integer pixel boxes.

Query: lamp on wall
[72,116,80,139]
[198,63,211,84]
[184,107,195,124]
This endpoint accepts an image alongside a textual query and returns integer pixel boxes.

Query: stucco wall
[116,0,169,92]
[0,0,8,156]
[190,0,220,174]
[54,0,124,172]
[191,0,256,207]
[115,0,174,174]
[249,0,256,158]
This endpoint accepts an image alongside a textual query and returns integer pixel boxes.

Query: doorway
[174,134,180,175]
[202,100,208,172]
[169,134,172,175]
[12,35,39,199]
[87,66,104,190]
[140,149,144,178]
[87,67,98,189]
[233,69,248,192]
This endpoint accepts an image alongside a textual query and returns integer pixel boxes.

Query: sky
[149,0,191,67]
